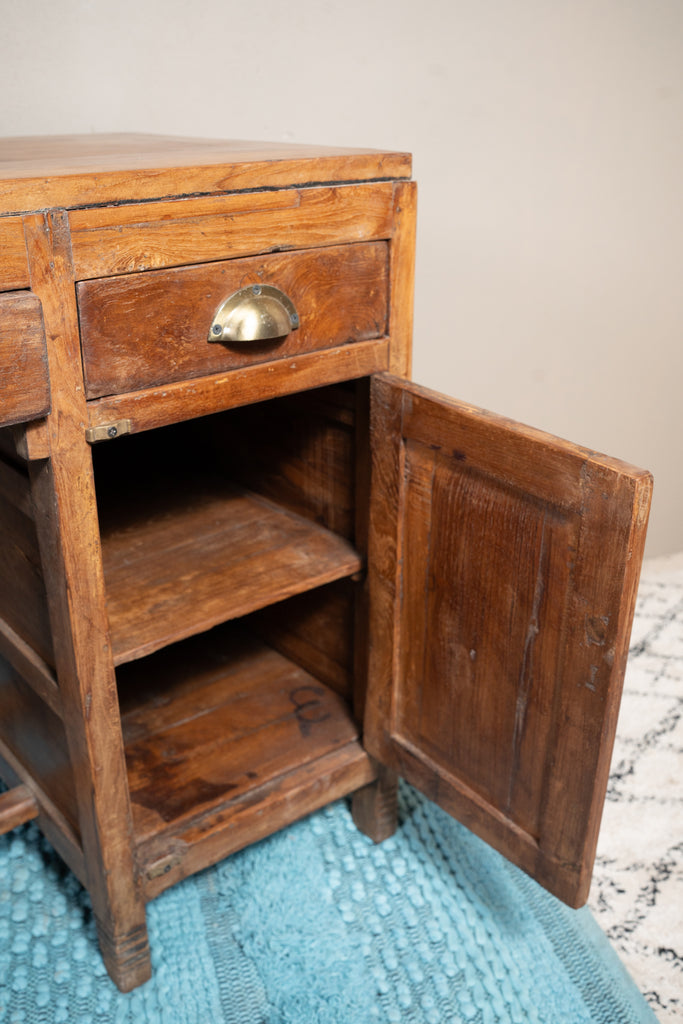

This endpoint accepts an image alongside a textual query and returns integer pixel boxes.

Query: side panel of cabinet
[0,292,50,429]
[365,374,652,907]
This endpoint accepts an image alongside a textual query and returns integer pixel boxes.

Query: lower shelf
[116,625,375,898]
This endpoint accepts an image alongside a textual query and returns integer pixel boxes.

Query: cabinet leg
[95,912,152,993]
[351,764,398,843]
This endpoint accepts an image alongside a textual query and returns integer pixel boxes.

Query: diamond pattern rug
[589,554,683,1023]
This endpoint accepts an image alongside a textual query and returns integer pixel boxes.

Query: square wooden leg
[351,763,398,843]
[95,913,152,993]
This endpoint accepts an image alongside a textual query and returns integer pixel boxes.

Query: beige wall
[2,0,681,553]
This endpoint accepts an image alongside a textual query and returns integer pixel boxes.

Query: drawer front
[0,292,50,428]
[77,242,388,400]
[0,219,30,292]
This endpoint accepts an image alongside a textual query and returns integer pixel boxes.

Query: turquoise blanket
[0,783,656,1023]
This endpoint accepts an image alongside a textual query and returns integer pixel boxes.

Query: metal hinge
[85,419,131,444]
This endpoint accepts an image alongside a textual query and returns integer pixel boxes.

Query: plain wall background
[1,0,681,554]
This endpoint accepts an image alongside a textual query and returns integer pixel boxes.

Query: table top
[0,134,411,215]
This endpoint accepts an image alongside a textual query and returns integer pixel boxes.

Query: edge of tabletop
[0,134,413,215]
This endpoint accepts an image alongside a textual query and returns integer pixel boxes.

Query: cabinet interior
[90,381,372,869]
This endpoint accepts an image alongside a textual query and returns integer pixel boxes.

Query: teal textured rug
[0,783,657,1024]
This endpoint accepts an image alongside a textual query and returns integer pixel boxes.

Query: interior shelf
[98,471,362,665]
[117,625,368,846]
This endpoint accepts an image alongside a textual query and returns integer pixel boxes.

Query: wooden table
[0,135,652,990]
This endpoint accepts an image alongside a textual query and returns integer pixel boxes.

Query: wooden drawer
[0,292,50,428]
[77,242,388,400]
[0,219,30,292]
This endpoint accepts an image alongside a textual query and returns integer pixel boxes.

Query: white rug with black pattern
[589,553,683,1023]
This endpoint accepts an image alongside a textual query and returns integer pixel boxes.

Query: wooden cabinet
[0,135,652,992]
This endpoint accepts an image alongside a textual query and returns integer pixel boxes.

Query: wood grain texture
[0,135,417,993]
[0,132,657,987]
[0,783,38,833]
[99,475,361,666]
[351,762,399,843]
[0,744,86,887]
[218,387,358,698]
[115,625,376,898]
[0,134,411,215]
[0,218,29,290]
[0,291,49,428]
[86,337,390,436]
[387,181,417,377]
[352,378,373,719]
[0,450,54,694]
[0,488,54,666]
[0,615,60,718]
[70,183,397,279]
[78,242,388,398]
[0,455,33,517]
[13,420,50,460]
[140,741,375,901]
[364,374,652,908]
[119,628,361,839]
[255,582,356,699]
[0,651,78,831]
[0,426,19,461]
[215,385,356,537]
[23,212,150,991]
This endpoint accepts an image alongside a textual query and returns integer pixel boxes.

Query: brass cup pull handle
[208,284,299,344]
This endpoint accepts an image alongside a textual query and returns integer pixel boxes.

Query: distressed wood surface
[119,628,361,839]
[0,135,410,215]
[70,183,396,279]
[140,740,375,902]
[0,134,416,995]
[78,242,388,398]
[216,385,356,538]
[99,472,361,666]
[116,626,375,899]
[0,745,87,890]
[0,292,49,428]
[86,338,390,436]
[0,783,38,833]
[0,132,658,990]
[0,485,54,667]
[0,455,33,517]
[23,212,150,991]
[0,653,77,831]
[0,427,18,461]
[364,374,652,908]
[217,387,358,698]
[350,378,400,840]
[0,218,29,290]
[0,615,60,718]
[351,762,399,844]
[255,582,356,699]
[352,378,372,717]
[387,181,416,378]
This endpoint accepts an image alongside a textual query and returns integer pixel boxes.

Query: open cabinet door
[364,374,652,907]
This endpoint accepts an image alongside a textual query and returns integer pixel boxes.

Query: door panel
[365,374,652,907]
